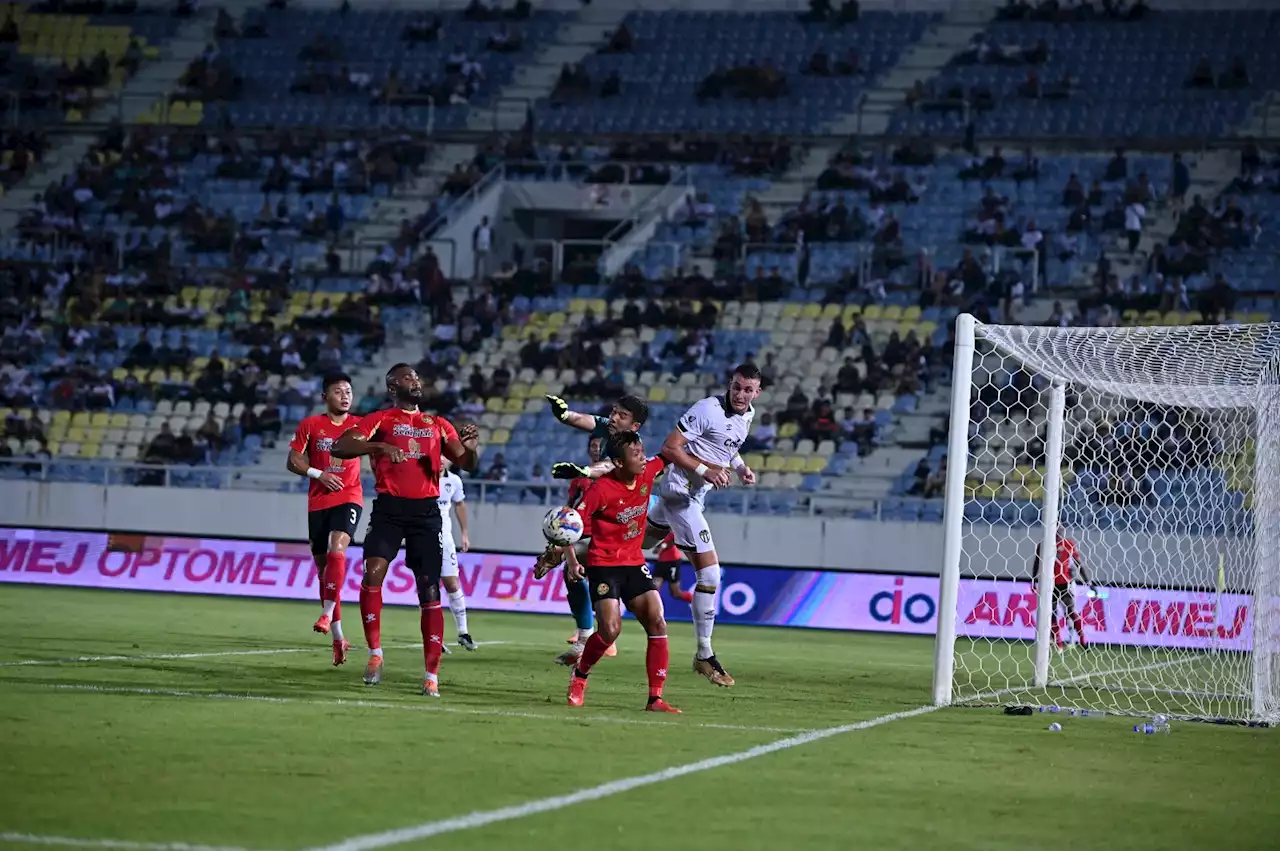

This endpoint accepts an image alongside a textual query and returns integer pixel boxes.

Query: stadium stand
[0,0,1275,532]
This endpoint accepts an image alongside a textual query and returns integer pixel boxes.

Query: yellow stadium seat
[784,456,808,473]
[69,411,89,427]
[508,384,528,400]
[778,421,799,440]
[490,428,511,445]
[902,306,922,322]
[568,299,588,313]
[648,385,668,403]
[780,303,802,319]
[485,397,504,413]
[820,303,842,320]
[89,412,109,427]
[764,453,788,472]
[804,455,827,474]
[51,410,71,424]
[503,398,524,414]
[841,304,862,321]
[862,305,884,320]
[882,305,904,321]
[79,443,99,459]
[800,303,822,320]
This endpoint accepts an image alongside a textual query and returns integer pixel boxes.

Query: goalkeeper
[1033,525,1094,651]
[534,394,648,663]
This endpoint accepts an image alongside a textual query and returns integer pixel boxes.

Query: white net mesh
[947,320,1280,724]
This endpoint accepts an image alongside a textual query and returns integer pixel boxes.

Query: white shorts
[647,489,715,555]
[441,537,458,578]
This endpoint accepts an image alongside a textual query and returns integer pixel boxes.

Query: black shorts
[308,503,363,556]
[654,559,681,585]
[363,495,444,584]
[587,564,657,604]
[1053,583,1076,608]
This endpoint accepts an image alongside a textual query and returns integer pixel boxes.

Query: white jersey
[664,395,754,500]
[437,471,465,544]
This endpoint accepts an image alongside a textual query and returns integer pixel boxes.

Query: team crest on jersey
[423,416,434,425]
[640,484,648,496]
[597,583,609,596]
[405,438,423,459]
[699,530,711,544]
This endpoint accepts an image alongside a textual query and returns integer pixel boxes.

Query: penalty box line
[305,703,943,851]
[0,833,258,851]
[0,643,511,668]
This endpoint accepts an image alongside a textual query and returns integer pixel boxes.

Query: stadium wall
[0,481,1246,588]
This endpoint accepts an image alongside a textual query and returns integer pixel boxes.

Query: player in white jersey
[438,459,477,651]
[651,363,760,687]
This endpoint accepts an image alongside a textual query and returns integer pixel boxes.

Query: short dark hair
[385,362,414,383]
[731,363,762,383]
[606,430,642,462]
[587,433,603,452]
[322,372,352,394]
[615,394,648,426]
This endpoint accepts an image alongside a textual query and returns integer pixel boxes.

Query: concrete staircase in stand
[745,7,993,223]
[466,3,626,132]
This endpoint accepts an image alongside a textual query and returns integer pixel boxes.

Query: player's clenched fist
[458,422,480,449]
[551,461,589,480]
[545,394,570,423]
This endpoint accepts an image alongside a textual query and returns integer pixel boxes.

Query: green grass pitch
[0,585,1276,851]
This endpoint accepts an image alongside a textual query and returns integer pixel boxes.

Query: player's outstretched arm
[551,459,617,480]
[659,428,730,488]
[443,422,480,473]
[545,394,599,432]
[332,428,404,462]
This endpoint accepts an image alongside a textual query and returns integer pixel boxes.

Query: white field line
[30,683,808,735]
[1050,655,1198,687]
[0,643,509,668]
[0,833,256,851]
[304,703,942,851]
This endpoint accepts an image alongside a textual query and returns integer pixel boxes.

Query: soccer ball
[542,506,584,546]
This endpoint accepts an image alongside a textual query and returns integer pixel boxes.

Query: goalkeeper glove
[552,461,589,480]
[545,394,570,423]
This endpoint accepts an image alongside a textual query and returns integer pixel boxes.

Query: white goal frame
[932,313,1279,724]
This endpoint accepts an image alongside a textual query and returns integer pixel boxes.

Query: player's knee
[645,614,667,637]
[694,563,721,591]
[441,576,460,593]
[596,617,622,644]
[418,580,441,605]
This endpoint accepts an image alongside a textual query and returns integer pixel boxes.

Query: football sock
[359,584,383,652]
[331,619,345,643]
[446,589,469,636]
[575,632,611,676]
[673,587,694,604]
[646,635,669,698]
[422,602,445,676]
[1071,612,1087,645]
[321,552,346,620]
[1050,618,1062,647]
[693,564,721,660]
[567,577,594,631]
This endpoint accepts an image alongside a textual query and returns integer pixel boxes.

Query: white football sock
[331,619,344,643]
[693,564,721,660]
[322,600,336,617]
[447,589,469,636]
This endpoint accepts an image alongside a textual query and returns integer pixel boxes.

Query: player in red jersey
[652,532,694,604]
[565,431,679,714]
[1033,525,1094,651]
[332,363,479,697]
[287,373,363,666]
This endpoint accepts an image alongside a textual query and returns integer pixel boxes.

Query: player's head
[726,363,762,414]
[608,395,648,433]
[385,362,422,407]
[322,372,353,415]
[586,434,604,464]
[606,430,646,477]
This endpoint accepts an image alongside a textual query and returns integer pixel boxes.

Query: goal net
[933,315,1280,724]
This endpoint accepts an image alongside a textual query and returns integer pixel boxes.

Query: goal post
[934,314,1280,724]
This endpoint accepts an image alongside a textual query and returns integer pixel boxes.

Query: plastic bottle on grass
[1069,709,1106,719]
[1133,719,1171,735]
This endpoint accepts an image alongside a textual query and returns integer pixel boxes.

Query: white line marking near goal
[1051,655,1195,687]
[29,683,806,734]
[303,704,941,851]
[0,643,511,668]
[0,832,256,851]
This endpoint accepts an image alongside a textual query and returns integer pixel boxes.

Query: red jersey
[578,457,667,567]
[290,414,364,511]
[354,408,459,500]
[1036,538,1080,584]
[656,532,683,564]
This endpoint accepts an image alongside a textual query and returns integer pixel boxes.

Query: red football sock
[576,632,612,676]
[646,635,669,698]
[422,602,445,676]
[1071,613,1087,646]
[1050,617,1062,648]
[323,551,347,622]
[359,584,382,651]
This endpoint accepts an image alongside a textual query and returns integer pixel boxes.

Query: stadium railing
[0,458,894,518]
